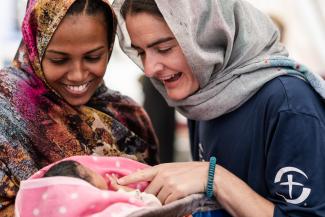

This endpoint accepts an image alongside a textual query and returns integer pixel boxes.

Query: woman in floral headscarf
[0,0,158,215]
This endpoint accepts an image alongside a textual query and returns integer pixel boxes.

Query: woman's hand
[117,162,209,204]
[108,174,135,192]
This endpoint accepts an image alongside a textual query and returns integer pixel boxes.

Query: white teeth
[66,83,88,92]
[160,74,177,81]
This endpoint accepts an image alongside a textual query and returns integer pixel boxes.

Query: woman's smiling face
[42,13,109,106]
[125,12,199,101]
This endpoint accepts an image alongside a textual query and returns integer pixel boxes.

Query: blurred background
[1,0,325,162]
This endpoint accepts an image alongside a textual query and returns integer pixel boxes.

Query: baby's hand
[108,174,135,192]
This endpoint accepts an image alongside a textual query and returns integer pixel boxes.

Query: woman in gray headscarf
[113,0,325,216]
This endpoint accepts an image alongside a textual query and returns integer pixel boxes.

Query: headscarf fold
[0,0,158,214]
[113,0,325,120]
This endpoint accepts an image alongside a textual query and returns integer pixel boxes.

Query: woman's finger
[164,191,181,204]
[108,175,134,191]
[117,167,158,185]
[156,185,172,204]
[144,174,164,195]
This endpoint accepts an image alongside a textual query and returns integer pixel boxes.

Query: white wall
[105,0,145,104]
[104,43,144,104]
[0,1,22,67]
[245,0,325,76]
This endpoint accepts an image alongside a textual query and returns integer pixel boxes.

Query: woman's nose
[67,61,88,82]
[143,55,164,78]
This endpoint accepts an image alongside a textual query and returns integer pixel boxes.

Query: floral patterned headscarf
[0,0,158,215]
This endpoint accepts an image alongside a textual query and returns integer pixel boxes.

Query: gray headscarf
[113,0,325,120]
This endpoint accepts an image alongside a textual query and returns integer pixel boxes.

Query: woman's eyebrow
[131,37,175,49]
[84,46,105,54]
[45,50,67,55]
[46,46,105,55]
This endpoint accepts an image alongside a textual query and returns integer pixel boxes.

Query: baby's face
[81,166,108,190]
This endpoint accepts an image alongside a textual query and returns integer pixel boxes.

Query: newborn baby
[43,160,109,190]
[43,159,159,206]
[15,156,161,217]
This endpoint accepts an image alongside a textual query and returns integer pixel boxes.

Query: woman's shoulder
[89,85,146,116]
[0,67,19,101]
[0,66,29,81]
[89,85,159,151]
[0,66,30,94]
[190,75,325,125]
[256,75,325,118]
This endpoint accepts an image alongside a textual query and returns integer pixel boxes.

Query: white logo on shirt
[274,167,311,204]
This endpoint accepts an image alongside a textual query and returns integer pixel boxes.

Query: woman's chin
[64,97,90,107]
[166,91,187,101]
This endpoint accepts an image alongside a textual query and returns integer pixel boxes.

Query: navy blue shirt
[189,76,325,217]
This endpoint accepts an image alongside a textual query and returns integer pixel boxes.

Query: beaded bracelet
[206,156,217,198]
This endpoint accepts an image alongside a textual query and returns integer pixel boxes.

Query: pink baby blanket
[15,156,161,217]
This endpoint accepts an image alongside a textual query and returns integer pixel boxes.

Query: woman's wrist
[213,165,224,200]
[213,165,236,204]
[213,165,275,217]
